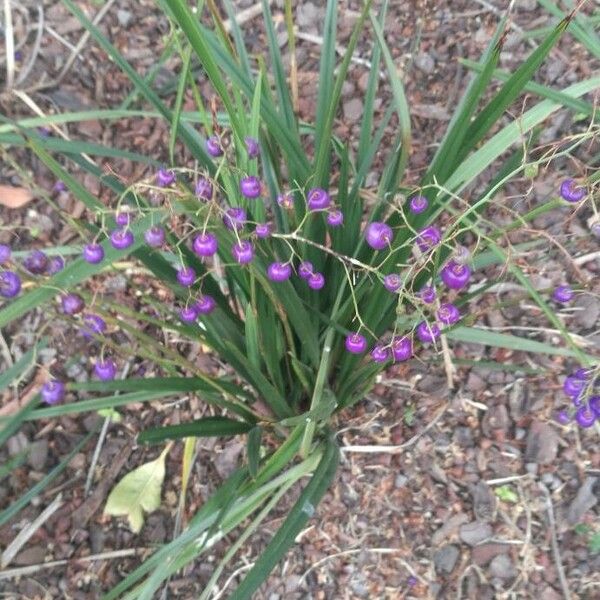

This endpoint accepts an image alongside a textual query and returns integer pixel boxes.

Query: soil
[1,1,599,599]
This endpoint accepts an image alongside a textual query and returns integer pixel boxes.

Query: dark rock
[459,521,493,546]
[432,513,468,546]
[566,477,598,525]
[453,427,474,448]
[525,421,558,464]
[27,440,48,470]
[415,52,435,74]
[489,554,517,580]
[472,543,509,566]
[573,295,600,329]
[343,98,363,122]
[433,544,459,574]
[14,545,46,566]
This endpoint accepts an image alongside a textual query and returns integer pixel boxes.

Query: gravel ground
[1,1,599,598]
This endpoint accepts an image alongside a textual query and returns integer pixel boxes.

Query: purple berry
[277,193,294,209]
[409,195,428,214]
[156,168,176,187]
[267,262,292,282]
[437,303,460,326]
[307,188,331,211]
[144,226,165,248]
[441,260,471,290]
[53,180,67,193]
[255,223,271,239]
[245,136,260,158]
[371,344,390,363]
[195,177,213,201]
[0,271,21,298]
[326,210,344,227]
[416,321,441,343]
[0,244,11,264]
[383,273,402,293]
[555,410,571,425]
[416,226,441,252]
[575,406,596,428]
[563,374,586,398]
[589,396,600,417]
[553,285,574,304]
[110,229,134,250]
[345,333,367,354]
[298,261,313,280]
[560,178,586,203]
[81,314,106,339]
[223,207,247,231]
[418,285,436,304]
[232,240,254,264]
[61,293,85,315]
[115,210,132,227]
[195,295,216,315]
[365,222,394,251]
[41,380,65,405]
[391,336,413,362]
[83,243,104,264]
[94,358,117,381]
[47,256,65,275]
[177,266,196,287]
[193,233,218,257]
[307,272,325,290]
[23,250,48,274]
[179,305,198,323]
[206,136,223,157]
[240,176,262,199]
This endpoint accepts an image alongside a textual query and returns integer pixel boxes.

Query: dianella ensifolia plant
[1,0,599,597]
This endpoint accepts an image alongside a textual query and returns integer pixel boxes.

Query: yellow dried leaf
[0,185,34,208]
[104,445,170,533]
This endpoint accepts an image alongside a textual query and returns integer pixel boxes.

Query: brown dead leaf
[0,185,34,208]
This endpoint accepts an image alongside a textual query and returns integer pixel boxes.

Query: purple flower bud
[307,188,331,211]
[0,271,21,298]
[176,266,196,287]
[223,207,247,231]
[345,333,367,354]
[195,295,216,315]
[83,243,104,264]
[307,272,325,290]
[240,176,262,199]
[416,226,441,252]
[298,261,313,280]
[61,293,85,315]
[41,380,65,404]
[383,273,402,293]
[245,137,260,158]
[255,223,271,239]
[575,405,596,428]
[110,229,134,250]
[115,210,132,227]
[416,321,441,343]
[365,222,394,251]
[371,344,390,363]
[441,260,471,290]
[267,262,292,282]
[326,210,344,227]
[589,396,600,417]
[156,168,176,187]
[206,136,223,157]
[23,250,48,274]
[418,285,436,304]
[391,336,413,362]
[81,314,106,339]
[193,232,218,257]
[437,303,460,326]
[553,285,574,304]
[560,178,586,203]
[179,305,198,323]
[409,195,428,214]
[195,177,213,201]
[232,240,254,264]
[144,226,165,248]
[0,244,11,264]
[53,180,67,193]
[95,358,117,381]
[47,256,65,275]
[563,374,586,398]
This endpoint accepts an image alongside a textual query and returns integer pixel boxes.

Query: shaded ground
[1,1,599,598]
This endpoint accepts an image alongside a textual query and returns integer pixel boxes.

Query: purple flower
[232,241,254,264]
[196,295,216,315]
[23,250,48,274]
[95,359,117,381]
[416,226,441,252]
[206,136,223,157]
[437,303,460,326]
[553,285,574,304]
[176,266,196,287]
[41,380,65,405]
[53,180,67,193]
[47,256,65,275]
[418,285,436,304]
[575,405,596,428]
[365,222,394,251]
[223,207,247,231]
[391,336,412,362]
[560,178,586,203]
[441,260,471,290]
[326,210,344,227]
[245,137,260,158]
[240,176,262,199]
[409,195,428,214]
[371,344,390,363]
[110,229,134,250]
[345,333,367,354]
[267,262,292,282]
[193,233,218,257]
[383,274,402,293]
[416,321,441,343]
[61,293,85,315]
[307,188,331,211]
[0,271,21,298]
[144,226,165,248]
[195,177,213,201]
[81,314,106,339]
[298,261,313,280]
[83,243,105,264]
[179,305,198,323]
[156,168,176,187]
[255,223,271,239]
[115,210,132,227]
[307,272,325,290]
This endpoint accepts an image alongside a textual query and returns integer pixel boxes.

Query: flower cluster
[557,367,600,428]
